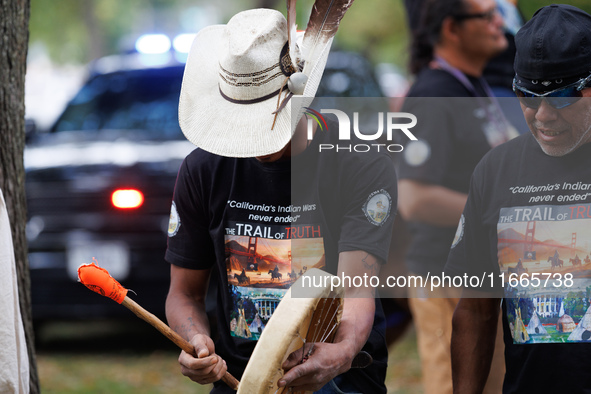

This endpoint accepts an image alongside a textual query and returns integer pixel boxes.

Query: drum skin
[237,269,344,394]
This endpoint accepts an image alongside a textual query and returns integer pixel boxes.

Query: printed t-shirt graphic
[225,215,325,340]
[497,202,591,344]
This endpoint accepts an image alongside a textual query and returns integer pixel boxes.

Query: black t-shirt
[446,134,591,393]
[166,127,396,393]
[398,68,513,275]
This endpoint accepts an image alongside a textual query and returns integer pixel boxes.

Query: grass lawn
[36,320,422,393]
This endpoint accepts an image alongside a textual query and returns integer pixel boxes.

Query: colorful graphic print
[498,204,591,344]
[225,223,325,340]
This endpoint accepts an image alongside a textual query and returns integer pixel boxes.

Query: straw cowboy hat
[179,8,333,158]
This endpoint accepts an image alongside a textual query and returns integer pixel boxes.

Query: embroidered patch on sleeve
[362,189,392,226]
[168,201,181,237]
[451,214,465,248]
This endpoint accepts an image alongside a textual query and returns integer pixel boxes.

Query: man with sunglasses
[446,4,591,393]
[513,73,591,156]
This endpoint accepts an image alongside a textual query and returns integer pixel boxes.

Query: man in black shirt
[164,8,396,393]
[447,5,591,393]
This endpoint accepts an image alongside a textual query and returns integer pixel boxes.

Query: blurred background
[29,0,591,129]
[25,0,591,393]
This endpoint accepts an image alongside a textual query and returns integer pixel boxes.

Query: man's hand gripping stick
[77,260,240,390]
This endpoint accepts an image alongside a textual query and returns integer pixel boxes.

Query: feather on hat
[178,0,354,158]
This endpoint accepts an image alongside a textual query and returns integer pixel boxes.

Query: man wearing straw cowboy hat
[165,5,396,393]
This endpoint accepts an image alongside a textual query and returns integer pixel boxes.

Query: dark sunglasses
[453,7,498,22]
[512,75,591,110]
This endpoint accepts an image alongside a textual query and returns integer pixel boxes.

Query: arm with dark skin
[451,296,501,394]
[398,179,468,227]
[165,265,228,385]
[277,250,380,391]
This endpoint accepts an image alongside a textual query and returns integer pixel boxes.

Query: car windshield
[51,66,184,139]
[48,52,382,141]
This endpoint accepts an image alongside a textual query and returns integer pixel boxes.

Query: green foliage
[29,0,591,69]
[337,0,410,66]
[29,0,255,64]
[564,291,587,321]
[506,297,517,325]
[519,0,591,19]
[30,0,143,63]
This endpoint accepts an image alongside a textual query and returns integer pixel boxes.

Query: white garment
[0,189,29,393]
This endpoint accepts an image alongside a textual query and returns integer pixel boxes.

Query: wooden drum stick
[78,261,239,390]
[121,296,239,390]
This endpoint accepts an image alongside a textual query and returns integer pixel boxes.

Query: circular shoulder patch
[168,201,181,237]
[403,140,431,167]
[362,189,392,226]
[451,214,465,248]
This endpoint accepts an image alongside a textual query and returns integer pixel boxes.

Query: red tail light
[111,189,144,209]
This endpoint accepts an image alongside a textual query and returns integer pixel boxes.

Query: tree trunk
[0,0,40,392]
